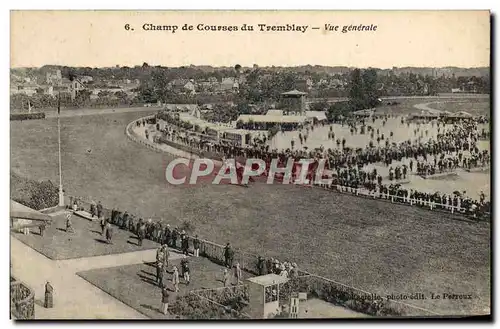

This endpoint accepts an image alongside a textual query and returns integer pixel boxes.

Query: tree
[362,68,379,108]
[347,68,380,111]
[348,68,365,110]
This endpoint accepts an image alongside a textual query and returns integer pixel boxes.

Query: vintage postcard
[10,10,491,320]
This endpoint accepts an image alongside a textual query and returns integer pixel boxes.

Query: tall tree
[362,68,379,108]
[348,68,365,110]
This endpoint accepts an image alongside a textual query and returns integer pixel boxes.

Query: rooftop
[246,274,289,286]
[10,200,51,222]
[237,114,308,124]
[281,89,307,96]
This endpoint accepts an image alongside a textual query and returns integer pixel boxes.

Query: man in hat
[181,259,190,285]
[171,227,179,249]
[257,256,265,276]
[44,281,54,308]
[100,216,107,235]
[181,234,190,256]
[193,235,201,257]
[90,200,97,218]
[96,201,103,219]
[137,221,146,246]
[224,243,234,268]
[266,258,274,274]
[164,224,172,247]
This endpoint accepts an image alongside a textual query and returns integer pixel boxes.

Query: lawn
[429,99,490,116]
[373,97,489,116]
[77,256,253,319]
[10,109,491,315]
[13,211,159,260]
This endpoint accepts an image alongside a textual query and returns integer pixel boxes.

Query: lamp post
[57,93,64,207]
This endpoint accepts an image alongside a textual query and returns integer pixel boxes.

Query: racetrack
[10,108,490,316]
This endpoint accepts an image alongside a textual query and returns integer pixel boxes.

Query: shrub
[10,112,46,121]
[11,173,59,210]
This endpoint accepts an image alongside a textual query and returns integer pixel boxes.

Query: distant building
[169,79,196,94]
[14,83,39,96]
[54,78,85,100]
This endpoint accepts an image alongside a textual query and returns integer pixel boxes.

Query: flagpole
[57,93,64,207]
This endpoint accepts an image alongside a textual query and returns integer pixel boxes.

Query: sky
[10,10,491,69]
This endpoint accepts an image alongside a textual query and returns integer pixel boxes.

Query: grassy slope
[10,110,490,315]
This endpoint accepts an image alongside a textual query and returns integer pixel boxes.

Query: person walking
[39,222,46,237]
[234,262,242,285]
[90,200,96,218]
[66,213,74,233]
[105,222,113,244]
[161,286,169,315]
[172,266,180,292]
[96,201,103,219]
[222,268,229,287]
[100,217,106,235]
[44,281,54,308]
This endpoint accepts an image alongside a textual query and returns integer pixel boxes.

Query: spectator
[222,268,229,287]
[44,281,54,308]
[66,213,74,233]
[181,259,190,285]
[224,243,234,268]
[193,235,200,257]
[172,266,180,292]
[161,286,169,315]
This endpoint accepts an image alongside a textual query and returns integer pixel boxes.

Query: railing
[279,274,441,317]
[312,183,490,220]
[10,278,35,319]
[189,285,251,319]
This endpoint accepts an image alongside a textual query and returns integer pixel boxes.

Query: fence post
[391,196,394,203]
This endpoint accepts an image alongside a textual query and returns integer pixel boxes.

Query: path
[11,230,185,319]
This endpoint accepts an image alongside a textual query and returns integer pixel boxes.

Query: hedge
[10,112,46,121]
[11,173,59,210]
